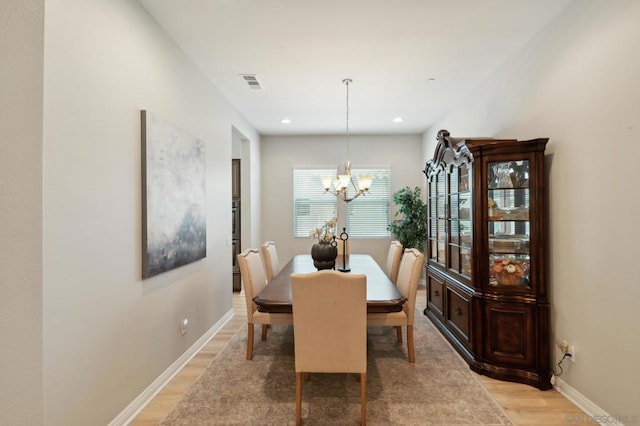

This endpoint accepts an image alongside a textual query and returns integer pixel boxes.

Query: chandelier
[321,78,373,203]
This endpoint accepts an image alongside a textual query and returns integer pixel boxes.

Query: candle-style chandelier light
[321,78,373,203]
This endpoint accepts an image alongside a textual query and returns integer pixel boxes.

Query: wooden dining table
[253,254,406,314]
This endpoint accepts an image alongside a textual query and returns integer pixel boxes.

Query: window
[293,167,337,238]
[346,167,391,238]
[293,166,391,239]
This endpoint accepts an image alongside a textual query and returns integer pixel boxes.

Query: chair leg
[246,323,254,360]
[261,324,269,340]
[407,325,415,363]
[296,372,302,426]
[360,373,366,426]
[395,326,402,342]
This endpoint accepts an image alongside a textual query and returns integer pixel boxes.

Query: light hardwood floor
[131,289,592,425]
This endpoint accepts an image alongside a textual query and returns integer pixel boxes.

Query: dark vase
[310,241,338,270]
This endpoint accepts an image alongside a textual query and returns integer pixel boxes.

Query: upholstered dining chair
[367,248,424,363]
[291,270,367,426]
[237,248,292,360]
[261,241,280,282]
[385,240,403,285]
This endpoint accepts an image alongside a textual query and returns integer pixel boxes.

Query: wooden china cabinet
[423,129,551,390]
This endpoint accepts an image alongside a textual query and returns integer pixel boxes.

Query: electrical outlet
[569,345,575,362]
[181,318,189,336]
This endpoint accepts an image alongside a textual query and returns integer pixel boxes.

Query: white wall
[39,0,259,424]
[0,1,44,425]
[423,0,640,418]
[261,134,424,267]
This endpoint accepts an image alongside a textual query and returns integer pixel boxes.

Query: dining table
[253,254,406,314]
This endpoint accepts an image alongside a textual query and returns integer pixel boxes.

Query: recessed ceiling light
[393,117,404,123]
[280,118,291,124]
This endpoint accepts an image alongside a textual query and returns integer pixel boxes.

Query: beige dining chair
[385,240,403,285]
[237,248,292,360]
[291,270,367,426]
[367,248,424,363]
[261,241,280,282]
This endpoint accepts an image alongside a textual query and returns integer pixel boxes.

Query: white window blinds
[292,167,337,238]
[346,167,391,238]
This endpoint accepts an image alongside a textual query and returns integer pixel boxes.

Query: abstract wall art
[141,110,206,278]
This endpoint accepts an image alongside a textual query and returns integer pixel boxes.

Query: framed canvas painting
[141,110,206,278]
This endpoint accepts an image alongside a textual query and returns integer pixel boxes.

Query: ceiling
[138,0,574,136]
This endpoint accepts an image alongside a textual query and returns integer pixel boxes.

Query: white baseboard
[109,309,235,426]
[554,377,625,425]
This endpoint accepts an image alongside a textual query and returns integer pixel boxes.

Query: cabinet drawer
[446,287,470,343]
[427,273,444,318]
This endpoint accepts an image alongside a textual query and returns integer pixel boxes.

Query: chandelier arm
[323,180,368,203]
[349,175,359,194]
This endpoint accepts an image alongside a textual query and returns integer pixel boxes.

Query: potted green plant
[387,186,427,251]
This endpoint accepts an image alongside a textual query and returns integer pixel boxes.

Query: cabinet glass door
[428,170,446,265]
[487,160,530,288]
[448,163,472,277]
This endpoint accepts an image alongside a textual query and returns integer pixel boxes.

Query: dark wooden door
[232,159,241,291]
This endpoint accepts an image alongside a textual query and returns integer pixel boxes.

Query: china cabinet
[424,129,551,389]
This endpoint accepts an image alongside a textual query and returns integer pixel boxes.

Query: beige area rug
[162,309,512,425]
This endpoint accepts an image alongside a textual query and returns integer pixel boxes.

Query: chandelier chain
[345,78,350,160]
[321,78,372,203]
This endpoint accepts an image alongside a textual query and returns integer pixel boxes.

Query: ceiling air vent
[239,74,262,90]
